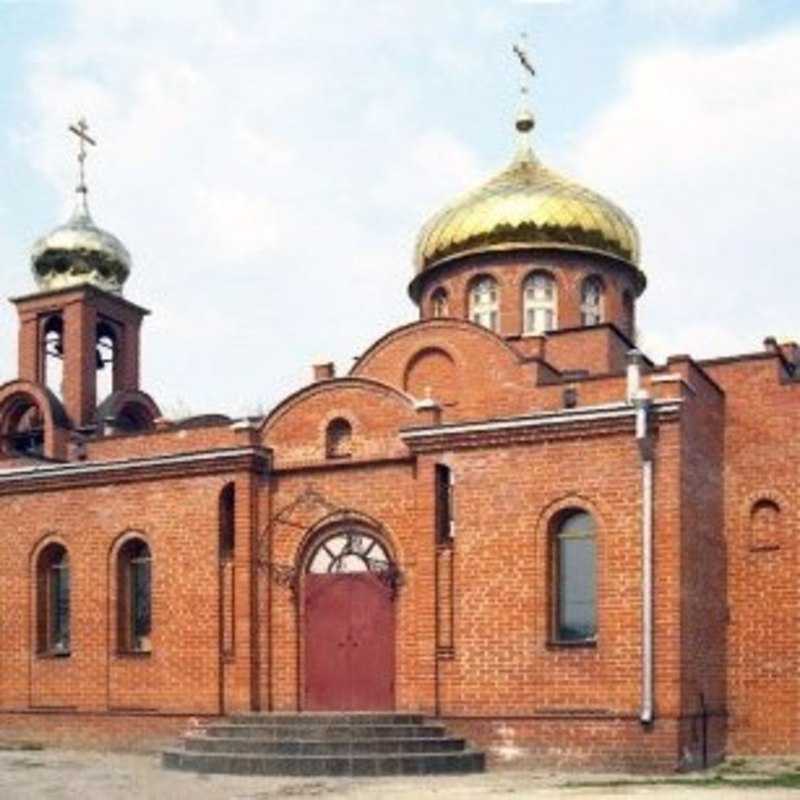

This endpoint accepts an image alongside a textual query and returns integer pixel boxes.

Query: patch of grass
[565,771,800,790]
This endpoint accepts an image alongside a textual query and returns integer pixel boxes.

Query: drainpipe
[628,350,654,724]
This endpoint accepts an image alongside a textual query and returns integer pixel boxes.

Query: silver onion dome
[30,196,131,295]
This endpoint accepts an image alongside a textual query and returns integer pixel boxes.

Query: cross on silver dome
[68,117,96,201]
[29,118,131,295]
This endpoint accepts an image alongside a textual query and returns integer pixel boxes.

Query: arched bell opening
[301,526,398,712]
[95,320,118,406]
[41,315,65,400]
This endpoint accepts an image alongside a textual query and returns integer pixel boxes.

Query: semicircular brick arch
[403,346,459,406]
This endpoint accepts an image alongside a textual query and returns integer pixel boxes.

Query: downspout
[628,350,654,724]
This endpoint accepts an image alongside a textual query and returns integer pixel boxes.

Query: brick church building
[0,96,798,772]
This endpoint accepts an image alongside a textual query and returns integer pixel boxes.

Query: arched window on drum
[523,272,557,334]
[431,287,449,318]
[469,276,499,332]
[580,276,604,326]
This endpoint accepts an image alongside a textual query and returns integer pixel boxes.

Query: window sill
[547,638,597,650]
[115,650,152,658]
[36,650,71,659]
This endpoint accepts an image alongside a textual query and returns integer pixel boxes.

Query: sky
[1,0,799,418]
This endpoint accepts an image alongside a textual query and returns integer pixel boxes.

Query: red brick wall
[669,359,727,767]
[705,354,800,755]
[0,471,257,717]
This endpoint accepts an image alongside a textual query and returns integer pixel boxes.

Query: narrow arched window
[36,543,70,655]
[431,288,449,318]
[469,276,499,332]
[118,539,152,653]
[580,276,604,326]
[523,272,556,334]
[553,510,597,642]
[326,418,352,459]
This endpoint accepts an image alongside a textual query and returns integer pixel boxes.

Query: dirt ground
[2,748,800,800]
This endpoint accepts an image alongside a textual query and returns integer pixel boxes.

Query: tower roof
[29,118,131,295]
[30,199,131,295]
[413,121,642,285]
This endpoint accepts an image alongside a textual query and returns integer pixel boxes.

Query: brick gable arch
[350,319,534,421]
[351,318,523,380]
[0,380,70,460]
[259,377,417,468]
[94,390,161,434]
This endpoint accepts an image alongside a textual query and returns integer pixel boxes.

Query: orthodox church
[0,68,798,773]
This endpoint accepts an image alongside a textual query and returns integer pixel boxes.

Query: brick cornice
[0,446,271,495]
[399,400,681,452]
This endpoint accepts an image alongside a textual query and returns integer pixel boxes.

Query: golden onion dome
[412,114,643,293]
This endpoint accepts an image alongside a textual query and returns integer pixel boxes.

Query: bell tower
[4,118,156,444]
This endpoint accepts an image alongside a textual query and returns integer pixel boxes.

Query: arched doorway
[303,528,397,711]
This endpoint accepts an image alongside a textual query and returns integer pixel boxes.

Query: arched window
[326,418,352,459]
[431,288,449,318]
[36,543,70,655]
[117,538,152,653]
[469,276,499,332]
[553,510,597,642]
[523,272,557,334]
[580,276,604,326]
[308,530,391,574]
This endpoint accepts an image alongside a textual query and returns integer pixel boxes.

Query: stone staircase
[162,712,485,776]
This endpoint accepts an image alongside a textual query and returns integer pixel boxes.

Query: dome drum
[418,249,639,340]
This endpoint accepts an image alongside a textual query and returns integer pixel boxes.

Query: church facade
[0,105,798,772]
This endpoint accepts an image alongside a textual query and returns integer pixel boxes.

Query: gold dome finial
[512,33,536,158]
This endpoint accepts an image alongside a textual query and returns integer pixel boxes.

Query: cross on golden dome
[512,33,536,135]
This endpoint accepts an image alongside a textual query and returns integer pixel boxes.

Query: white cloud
[7,1,489,415]
[567,27,800,361]
[626,0,739,20]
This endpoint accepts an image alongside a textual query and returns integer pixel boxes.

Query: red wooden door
[304,572,394,711]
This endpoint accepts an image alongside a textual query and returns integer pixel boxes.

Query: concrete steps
[162,713,485,776]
